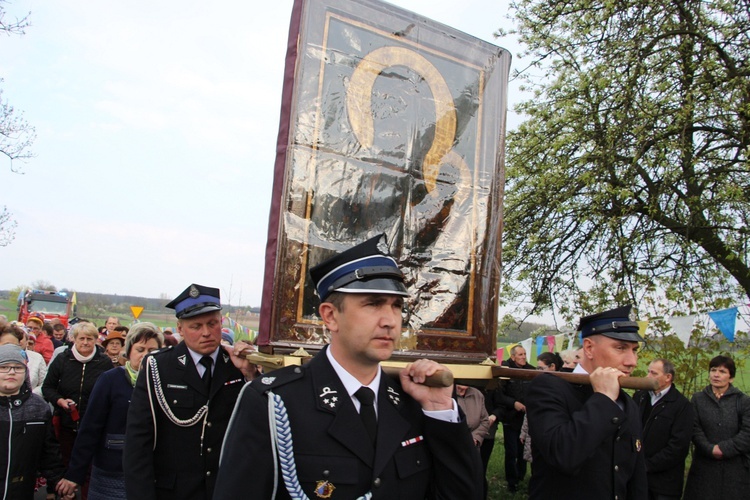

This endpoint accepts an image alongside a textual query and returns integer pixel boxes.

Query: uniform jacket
[526,373,647,500]
[497,359,535,431]
[0,382,65,499]
[632,384,693,496]
[684,385,750,500]
[123,342,246,500]
[41,348,113,430]
[213,347,483,500]
[65,366,133,484]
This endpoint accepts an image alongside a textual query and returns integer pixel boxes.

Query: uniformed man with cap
[214,234,483,499]
[525,306,648,499]
[123,284,258,500]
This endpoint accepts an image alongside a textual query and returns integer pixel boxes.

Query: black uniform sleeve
[123,362,157,500]
[423,416,484,500]
[213,383,276,499]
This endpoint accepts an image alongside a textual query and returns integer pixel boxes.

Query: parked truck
[17,290,74,328]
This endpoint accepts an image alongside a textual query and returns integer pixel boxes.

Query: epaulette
[251,364,305,394]
[148,345,174,357]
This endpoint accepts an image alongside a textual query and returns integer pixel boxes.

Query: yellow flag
[637,320,648,338]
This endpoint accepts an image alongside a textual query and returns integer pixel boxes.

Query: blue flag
[708,307,738,342]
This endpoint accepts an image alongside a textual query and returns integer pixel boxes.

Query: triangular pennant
[708,307,738,342]
[546,335,556,352]
[536,336,545,356]
[636,320,648,338]
[667,315,696,348]
[521,338,533,358]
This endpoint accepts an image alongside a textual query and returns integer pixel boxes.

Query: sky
[1,0,524,307]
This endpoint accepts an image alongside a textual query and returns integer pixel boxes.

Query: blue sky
[1,0,521,306]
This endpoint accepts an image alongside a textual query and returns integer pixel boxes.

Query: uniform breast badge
[314,480,336,498]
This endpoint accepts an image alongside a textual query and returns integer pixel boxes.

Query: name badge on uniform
[167,384,188,390]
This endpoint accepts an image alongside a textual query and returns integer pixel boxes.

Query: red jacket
[34,334,54,364]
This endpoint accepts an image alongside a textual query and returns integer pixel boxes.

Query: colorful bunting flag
[667,315,696,348]
[708,307,738,342]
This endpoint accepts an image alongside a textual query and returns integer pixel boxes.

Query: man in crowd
[497,344,535,492]
[214,234,483,499]
[526,305,647,499]
[633,358,694,500]
[123,284,259,500]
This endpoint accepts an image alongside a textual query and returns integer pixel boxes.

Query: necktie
[199,356,213,390]
[355,386,377,444]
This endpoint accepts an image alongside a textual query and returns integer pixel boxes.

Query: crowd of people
[0,239,748,499]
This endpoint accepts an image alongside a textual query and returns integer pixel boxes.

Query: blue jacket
[65,366,133,484]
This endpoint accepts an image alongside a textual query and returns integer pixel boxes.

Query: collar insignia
[387,386,401,406]
[223,353,230,364]
[314,480,335,498]
[261,376,276,385]
[178,355,187,366]
[319,386,339,409]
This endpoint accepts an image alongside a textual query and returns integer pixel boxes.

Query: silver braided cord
[269,391,372,500]
[148,356,208,427]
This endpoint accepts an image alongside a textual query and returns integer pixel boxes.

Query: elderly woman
[684,355,750,500]
[57,322,164,499]
[42,321,113,470]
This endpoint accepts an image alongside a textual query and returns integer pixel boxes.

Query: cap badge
[314,480,336,498]
[178,355,187,366]
[376,235,389,254]
[189,285,200,298]
[261,376,276,385]
[319,386,339,409]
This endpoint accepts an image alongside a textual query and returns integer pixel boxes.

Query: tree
[0,1,35,246]
[501,0,750,319]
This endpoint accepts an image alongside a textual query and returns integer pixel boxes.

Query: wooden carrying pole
[492,366,658,391]
[381,366,454,388]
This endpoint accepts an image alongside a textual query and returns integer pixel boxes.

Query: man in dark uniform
[497,344,535,492]
[525,306,647,499]
[123,284,258,500]
[633,358,694,500]
[214,234,483,499]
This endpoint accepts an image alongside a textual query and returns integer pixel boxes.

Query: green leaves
[502,0,750,316]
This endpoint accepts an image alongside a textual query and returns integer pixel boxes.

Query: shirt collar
[325,346,381,403]
[187,346,219,368]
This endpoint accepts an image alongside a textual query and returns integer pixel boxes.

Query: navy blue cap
[309,234,409,302]
[166,284,222,319]
[578,305,643,343]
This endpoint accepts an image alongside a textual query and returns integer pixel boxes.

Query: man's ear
[319,303,339,333]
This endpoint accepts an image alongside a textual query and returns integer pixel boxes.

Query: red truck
[17,290,75,328]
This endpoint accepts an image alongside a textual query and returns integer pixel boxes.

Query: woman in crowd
[42,321,113,468]
[520,351,563,462]
[455,384,490,447]
[57,322,164,499]
[21,329,47,395]
[684,355,750,500]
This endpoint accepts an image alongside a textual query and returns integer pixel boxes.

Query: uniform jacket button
[611,417,620,424]
[614,465,619,472]
[207,421,212,428]
[206,470,212,477]
[206,447,212,453]
[373,478,382,488]
[322,470,330,478]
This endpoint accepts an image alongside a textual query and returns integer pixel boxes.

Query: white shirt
[325,347,458,422]
[188,347,219,377]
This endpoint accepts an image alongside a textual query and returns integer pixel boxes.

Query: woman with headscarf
[684,355,750,500]
[56,322,164,499]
